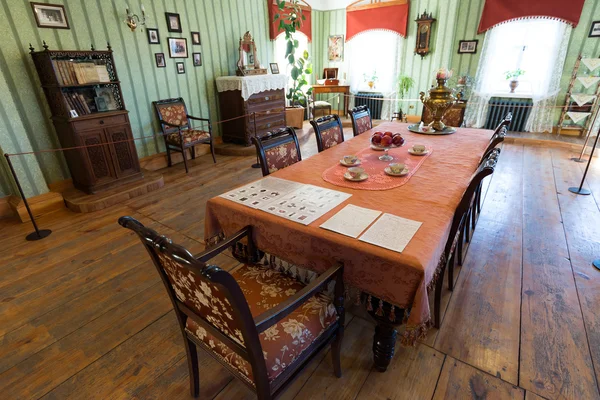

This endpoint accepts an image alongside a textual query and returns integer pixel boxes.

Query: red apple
[371,133,382,144]
[383,131,394,138]
[381,135,393,147]
[392,134,404,146]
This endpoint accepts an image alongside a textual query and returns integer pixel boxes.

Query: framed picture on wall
[155,53,166,68]
[168,37,188,58]
[328,35,344,61]
[147,28,160,44]
[270,63,279,74]
[30,2,70,29]
[590,21,600,37]
[177,62,185,74]
[165,12,182,33]
[191,31,201,45]
[193,53,202,67]
[458,40,478,54]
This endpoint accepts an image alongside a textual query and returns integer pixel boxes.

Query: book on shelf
[52,59,112,85]
[63,87,103,117]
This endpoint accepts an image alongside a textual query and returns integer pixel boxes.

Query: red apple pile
[371,131,405,148]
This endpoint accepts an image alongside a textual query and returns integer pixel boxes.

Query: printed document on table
[320,204,382,238]
[358,213,422,253]
[258,184,351,225]
[219,177,303,209]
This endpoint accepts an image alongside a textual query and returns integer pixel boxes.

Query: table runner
[205,122,491,344]
[322,144,433,190]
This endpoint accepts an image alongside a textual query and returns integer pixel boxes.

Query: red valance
[346,0,409,41]
[477,0,586,34]
[268,1,312,42]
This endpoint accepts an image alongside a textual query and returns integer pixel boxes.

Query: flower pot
[509,80,519,93]
[368,81,375,89]
[285,106,304,129]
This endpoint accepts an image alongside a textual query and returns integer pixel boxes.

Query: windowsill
[491,91,533,99]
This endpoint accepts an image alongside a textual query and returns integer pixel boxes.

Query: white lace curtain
[464,19,571,132]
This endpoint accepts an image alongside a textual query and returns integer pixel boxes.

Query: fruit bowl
[370,131,405,161]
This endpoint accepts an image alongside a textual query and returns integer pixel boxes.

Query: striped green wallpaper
[0,0,273,198]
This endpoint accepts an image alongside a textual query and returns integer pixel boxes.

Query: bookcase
[30,44,141,194]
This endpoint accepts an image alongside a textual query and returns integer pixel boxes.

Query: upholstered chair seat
[167,129,211,145]
[185,263,338,385]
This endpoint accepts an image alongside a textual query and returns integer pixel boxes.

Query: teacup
[348,167,365,179]
[343,155,359,165]
[412,144,426,154]
[389,163,406,174]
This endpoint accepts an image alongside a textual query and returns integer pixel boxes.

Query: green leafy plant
[363,70,379,83]
[397,75,415,100]
[273,0,313,106]
[505,69,525,80]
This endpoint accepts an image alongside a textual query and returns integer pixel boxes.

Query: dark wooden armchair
[433,148,500,328]
[349,105,372,136]
[153,97,216,173]
[119,216,345,400]
[310,114,344,153]
[251,127,302,177]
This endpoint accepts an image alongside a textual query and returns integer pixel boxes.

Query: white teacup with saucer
[408,144,428,156]
[340,155,360,167]
[385,163,409,176]
[344,167,368,182]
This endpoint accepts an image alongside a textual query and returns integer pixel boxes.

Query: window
[274,32,310,91]
[478,19,569,96]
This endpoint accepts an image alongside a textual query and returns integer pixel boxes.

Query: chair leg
[210,140,216,163]
[457,229,463,266]
[166,146,172,167]
[448,250,456,291]
[190,145,196,159]
[471,203,477,230]
[185,339,200,398]
[434,263,445,328]
[465,212,471,243]
[182,146,189,174]
[331,330,343,378]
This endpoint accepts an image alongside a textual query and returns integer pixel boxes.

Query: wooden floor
[1,129,600,400]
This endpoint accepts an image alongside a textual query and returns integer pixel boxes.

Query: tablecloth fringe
[401,319,435,346]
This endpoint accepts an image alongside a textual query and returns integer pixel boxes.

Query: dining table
[205,122,492,371]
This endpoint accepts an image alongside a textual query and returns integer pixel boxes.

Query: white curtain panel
[346,30,402,120]
[464,19,571,132]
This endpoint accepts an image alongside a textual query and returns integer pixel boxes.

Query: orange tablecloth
[205,122,491,343]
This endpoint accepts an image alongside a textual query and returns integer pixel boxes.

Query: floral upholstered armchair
[153,97,215,173]
[349,105,372,136]
[310,114,344,153]
[251,127,302,177]
[119,216,345,400]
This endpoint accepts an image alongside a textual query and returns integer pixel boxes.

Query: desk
[205,122,491,369]
[311,85,350,117]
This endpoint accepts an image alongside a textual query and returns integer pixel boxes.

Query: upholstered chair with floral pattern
[252,127,302,177]
[153,97,216,173]
[119,216,345,400]
[350,105,372,137]
[310,114,344,153]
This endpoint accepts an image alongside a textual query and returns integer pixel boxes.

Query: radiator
[355,92,383,119]
[485,98,532,131]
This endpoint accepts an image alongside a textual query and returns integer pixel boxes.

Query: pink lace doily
[322,145,433,190]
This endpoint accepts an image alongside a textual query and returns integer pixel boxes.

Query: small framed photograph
[589,21,600,37]
[147,28,160,44]
[168,37,188,58]
[176,62,185,74]
[165,12,182,33]
[155,53,166,68]
[458,40,479,54]
[30,2,70,29]
[193,52,202,67]
[94,97,108,112]
[191,31,201,45]
[69,109,78,118]
[270,63,279,74]
[94,87,118,110]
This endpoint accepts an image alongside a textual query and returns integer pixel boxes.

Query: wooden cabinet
[30,45,142,194]
[218,89,286,146]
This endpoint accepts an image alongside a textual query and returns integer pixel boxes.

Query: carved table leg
[365,295,406,372]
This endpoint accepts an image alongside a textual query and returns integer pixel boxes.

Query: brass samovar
[419,70,461,132]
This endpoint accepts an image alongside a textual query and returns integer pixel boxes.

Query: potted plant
[395,74,414,121]
[505,69,525,93]
[273,0,313,128]
[363,70,379,89]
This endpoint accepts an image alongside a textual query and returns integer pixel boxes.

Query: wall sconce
[124,4,147,32]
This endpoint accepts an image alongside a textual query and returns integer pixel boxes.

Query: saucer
[340,159,361,167]
[408,148,429,156]
[384,167,409,177]
[344,172,369,182]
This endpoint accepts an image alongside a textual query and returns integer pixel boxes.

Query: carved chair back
[252,127,302,176]
[119,216,272,395]
[350,105,372,136]
[153,97,191,134]
[483,125,507,158]
[311,115,344,152]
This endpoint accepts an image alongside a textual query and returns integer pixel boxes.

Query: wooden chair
[349,105,372,136]
[153,97,216,173]
[433,148,500,328]
[311,114,344,153]
[119,216,345,400]
[307,93,332,120]
[251,127,302,177]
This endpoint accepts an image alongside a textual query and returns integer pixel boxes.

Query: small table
[311,84,350,117]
